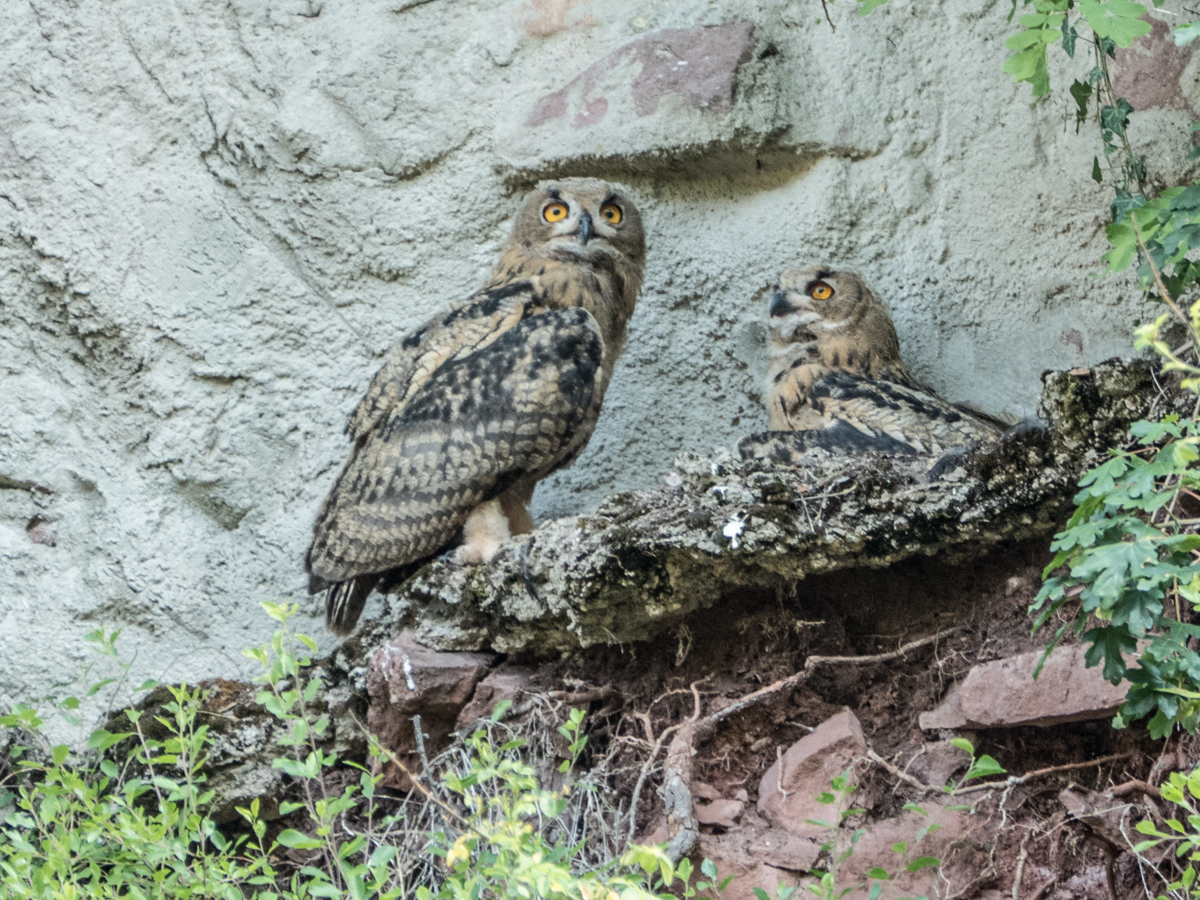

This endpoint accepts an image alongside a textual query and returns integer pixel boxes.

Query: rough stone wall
[1,0,1196,712]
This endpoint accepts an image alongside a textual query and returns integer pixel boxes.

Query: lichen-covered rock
[346,359,1163,656]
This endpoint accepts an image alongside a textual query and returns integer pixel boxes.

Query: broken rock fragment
[695,798,746,829]
[757,709,867,834]
[920,645,1127,730]
[365,631,493,787]
[454,666,532,731]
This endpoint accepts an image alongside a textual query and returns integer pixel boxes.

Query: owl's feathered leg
[454,499,512,565]
[498,481,536,535]
[324,574,381,636]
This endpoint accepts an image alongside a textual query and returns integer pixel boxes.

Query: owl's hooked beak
[574,211,593,246]
[769,290,793,318]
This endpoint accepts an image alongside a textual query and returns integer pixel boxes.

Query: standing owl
[740,266,1001,463]
[307,179,646,635]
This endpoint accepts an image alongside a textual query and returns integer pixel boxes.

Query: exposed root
[626,678,708,848]
[658,627,965,860]
[1109,779,1161,801]
[1012,830,1031,900]
[868,748,1138,798]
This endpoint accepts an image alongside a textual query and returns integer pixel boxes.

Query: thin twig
[624,679,708,847]
[867,749,941,795]
[954,751,1136,796]
[868,750,1138,798]
[819,0,836,32]
[707,627,967,734]
[507,686,615,719]
[411,715,431,780]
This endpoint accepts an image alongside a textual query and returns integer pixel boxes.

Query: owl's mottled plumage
[740,266,1001,464]
[308,179,646,634]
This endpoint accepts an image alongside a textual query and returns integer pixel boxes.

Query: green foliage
[997,0,1150,99]
[0,680,282,899]
[1031,410,1200,738]
[421,726,676,900]
[1106,188,1200,338]
[946,738,1007,789]
[1033,178,1200,739]
[802,770,941,900]
[1132,765,1200,898]
[0,604,771,900]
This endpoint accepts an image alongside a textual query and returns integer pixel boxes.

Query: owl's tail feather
[325,574,380,636]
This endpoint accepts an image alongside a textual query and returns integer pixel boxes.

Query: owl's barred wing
[345,281,539,443]
[307,307,603,584]
[740,371,1002,464]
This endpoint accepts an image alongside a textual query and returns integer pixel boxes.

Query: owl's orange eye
[809,282,834,301]
[543,202,569,223]
[600,203,623,224]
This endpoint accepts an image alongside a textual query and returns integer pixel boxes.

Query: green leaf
[1104,223,1138,272]
[1003,43,1051,97]
[1070,80,1092,124]
[490,699,513,722]
[1062,17,1079,56]
[949,738,975,756]
[858,0,890,13]
[866,867,890,879]
[276,828,324,850]
[753,890,772,900]
[965,755,1007,781]
[1176,21,1200,45]
[1080,0,1152,46]
[87,728,132,751]
[906,856,941,873]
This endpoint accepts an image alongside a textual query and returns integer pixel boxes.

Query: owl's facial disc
[574,211,593,245]
[545,200,621,259]
[768,288,823,343]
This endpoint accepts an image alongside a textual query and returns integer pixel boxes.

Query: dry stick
[871,749,1137,798]
[866,749,941,796]
[659,627,965,861]
[411,715,431,780]
[1109,778,1162,801]
[506,685,615,719]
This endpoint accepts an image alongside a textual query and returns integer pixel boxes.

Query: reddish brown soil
[515,538,1189,900]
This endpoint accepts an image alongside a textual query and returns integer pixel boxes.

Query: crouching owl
[308,179,646,634]
[739,266,1001,464]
